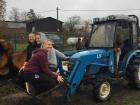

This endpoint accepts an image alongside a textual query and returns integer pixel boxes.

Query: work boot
[25,82,36,95]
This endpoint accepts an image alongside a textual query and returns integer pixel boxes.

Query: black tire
[127,64,140,89]
[93,80,112,102]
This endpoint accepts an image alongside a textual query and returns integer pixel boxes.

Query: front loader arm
[64,60,87,101]
[61,50,113,101]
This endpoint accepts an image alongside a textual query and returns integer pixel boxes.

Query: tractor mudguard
[120,50,140,72]
[96,74,112,81]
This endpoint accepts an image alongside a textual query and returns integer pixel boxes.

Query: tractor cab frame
[88,15,140,75]
[89,15,139,49]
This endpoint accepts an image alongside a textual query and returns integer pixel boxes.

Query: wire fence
[0,33,28,52]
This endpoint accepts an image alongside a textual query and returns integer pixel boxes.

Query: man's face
[44,41,53,52]
[28,33,35,43]
[35,35,41,44]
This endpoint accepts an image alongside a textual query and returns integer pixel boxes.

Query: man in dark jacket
[23,39,64,95]
[20,33,37,70]
[75,38,84,50]
[18,33,37,88]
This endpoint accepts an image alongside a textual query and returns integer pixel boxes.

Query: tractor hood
[71,49,109,60]
[70,49,113,72]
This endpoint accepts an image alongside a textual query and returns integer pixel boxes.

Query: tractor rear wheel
[93,80,112,102]
[127,63,140,89]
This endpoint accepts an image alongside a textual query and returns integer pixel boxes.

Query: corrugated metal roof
[7,22,26,28]
[93,14,138,23]
[26,17,63,23]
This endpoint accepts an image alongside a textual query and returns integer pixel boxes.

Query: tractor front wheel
[93,80,112,102]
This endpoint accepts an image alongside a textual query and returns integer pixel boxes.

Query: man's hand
[19,62,27,72]
[19,66,25,72]
[57,75,64,83]
[63,57,70,61]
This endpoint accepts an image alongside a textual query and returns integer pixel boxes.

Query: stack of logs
[0,39,26,76]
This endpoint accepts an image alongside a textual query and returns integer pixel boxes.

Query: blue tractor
[59,15,140,102]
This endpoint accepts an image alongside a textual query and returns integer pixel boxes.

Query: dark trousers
[23,72,57,94]
[18,70,26,88]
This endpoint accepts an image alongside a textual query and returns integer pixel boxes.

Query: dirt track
[37,79,140,105]
[1,79,140,105]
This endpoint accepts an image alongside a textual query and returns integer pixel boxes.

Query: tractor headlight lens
[62,61,69,71]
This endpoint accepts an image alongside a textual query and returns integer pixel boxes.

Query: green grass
[0,80,20,98]
[0,80,41,105]
[13,43,27,52]
[110,95,140,105]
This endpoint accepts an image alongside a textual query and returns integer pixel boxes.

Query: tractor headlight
[62,61,69,71]
[67,59,76,71]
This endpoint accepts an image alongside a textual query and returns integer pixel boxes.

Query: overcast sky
[6,0,140,22]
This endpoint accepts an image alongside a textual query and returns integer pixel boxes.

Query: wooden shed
[26,17,63,32]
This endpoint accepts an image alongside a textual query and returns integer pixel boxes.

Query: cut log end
[12,52,27,70]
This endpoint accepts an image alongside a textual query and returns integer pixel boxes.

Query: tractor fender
[120,50,140,72]
[93,74,112,90]
[96,74,112,81]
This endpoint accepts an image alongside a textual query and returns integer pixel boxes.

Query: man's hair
[28,32,35,36]
[35,32,41,36]
[41,39,54,48]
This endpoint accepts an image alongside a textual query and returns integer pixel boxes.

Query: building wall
[26,17,63,32]
[0,21,26,35]
[7,22,26,28]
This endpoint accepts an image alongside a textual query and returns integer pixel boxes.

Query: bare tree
[63,16,92,37]
[8,8,44,22]
[26,9,37,21]
[63,16,81,34]
[19,11,28,21]
[9,7,20,21]
[36,14,44,19]
[0,0,6,21]
[82,20,92,36]
[26,9,44,21]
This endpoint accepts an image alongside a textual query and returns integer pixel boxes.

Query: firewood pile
[0,39,26,76]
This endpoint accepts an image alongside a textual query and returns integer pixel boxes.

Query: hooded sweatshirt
[25,42,37,62]
[48,48,67,68]
[24,48,58,80]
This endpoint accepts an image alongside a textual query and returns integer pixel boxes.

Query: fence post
[14,34,16,51]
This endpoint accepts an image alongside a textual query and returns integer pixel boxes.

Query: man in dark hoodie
[75,38,84,50]
[21,33,37,70]
[23,39,64,95]
[18,33,37,88]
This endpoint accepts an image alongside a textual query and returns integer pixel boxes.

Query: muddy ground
[1,79,140,105]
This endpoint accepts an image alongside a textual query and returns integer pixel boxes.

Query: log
[0,39,27,74]
[0,39,13,55]
[0,53,8,69]
[0,67,9,76]
[12,51,27,70]
[0,39,13,76]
